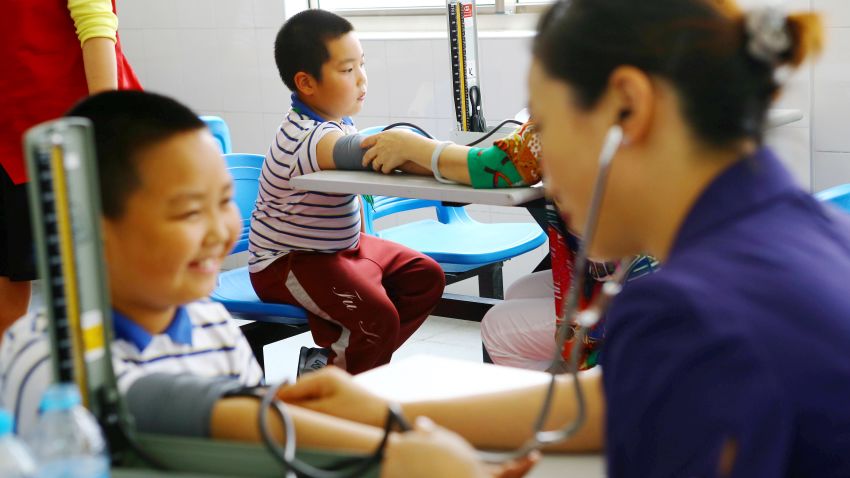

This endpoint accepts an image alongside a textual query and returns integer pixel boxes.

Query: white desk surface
[289,171,544,207]
[354,355,606,478]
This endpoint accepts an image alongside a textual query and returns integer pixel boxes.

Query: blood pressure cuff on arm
[125,373,245,437]
[467,146,525,189]
[467,121,543,189]
[332,133,370,171]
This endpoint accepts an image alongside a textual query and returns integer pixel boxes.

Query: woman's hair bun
[744,7,823,68]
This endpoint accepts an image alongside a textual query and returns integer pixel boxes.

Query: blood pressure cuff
[125,373,245,437]
[467,121,543,189]
[332,133,370,171]
[467,146,525,189]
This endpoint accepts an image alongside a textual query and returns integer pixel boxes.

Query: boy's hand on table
[381,417,540,478]
[276,366,389,427]
[361,130,433,174]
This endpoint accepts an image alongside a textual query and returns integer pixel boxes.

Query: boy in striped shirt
[249,10,445,374]
[0,91,391,451]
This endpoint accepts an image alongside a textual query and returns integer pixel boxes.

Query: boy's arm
[314,129,468,181]
[210,397,385,452]
[125,373,385,452]
[315,130,345,171]
[279,367,605,453]
[360,131,472,184]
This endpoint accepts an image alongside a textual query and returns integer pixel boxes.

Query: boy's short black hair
[274,9,354,92]
[66,90,206,219]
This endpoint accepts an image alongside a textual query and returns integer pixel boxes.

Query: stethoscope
[256,123,630,476]
[478,123,630,463]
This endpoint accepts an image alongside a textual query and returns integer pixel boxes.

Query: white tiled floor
[263,315,484,384]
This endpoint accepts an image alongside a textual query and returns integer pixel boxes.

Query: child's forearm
[399,161,432,176]
[211,396,386,453]
[432,144,472,184]
[406,140,472,184]
[81,37,118,93]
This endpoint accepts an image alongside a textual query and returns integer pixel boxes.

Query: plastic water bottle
[27,383,110,478]
[0,408,37,477]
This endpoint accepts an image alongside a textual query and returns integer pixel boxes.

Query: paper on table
[353,355,552,403]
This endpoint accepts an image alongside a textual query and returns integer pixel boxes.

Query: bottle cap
[39,383,82,413]
[0,409,13,436]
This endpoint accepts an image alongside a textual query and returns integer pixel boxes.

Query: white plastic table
[290,170,544,206]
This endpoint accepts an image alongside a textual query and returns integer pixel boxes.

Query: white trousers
[480,271,556,371]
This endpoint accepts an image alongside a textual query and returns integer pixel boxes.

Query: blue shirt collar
[290,93,354,126]
[112,306,194,352]
[672,147,798,256]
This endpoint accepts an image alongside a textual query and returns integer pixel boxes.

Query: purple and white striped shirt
[248,106,360,273]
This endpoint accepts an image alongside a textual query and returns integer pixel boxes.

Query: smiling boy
[0,91,389,450]
[249,10,444,375]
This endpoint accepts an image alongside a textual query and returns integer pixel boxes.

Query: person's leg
[480,297,556,371]
[503,270,554,301]
[357,234,445,349]
[250,248,403,374]
[0,169,35,337]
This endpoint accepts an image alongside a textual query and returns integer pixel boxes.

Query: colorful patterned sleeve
[466,121,543,189]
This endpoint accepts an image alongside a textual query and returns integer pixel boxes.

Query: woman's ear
[294,71,317,97]
[607,66,654,146]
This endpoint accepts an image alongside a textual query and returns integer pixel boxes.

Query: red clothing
[0,0,141,184]
[250,233,445,374]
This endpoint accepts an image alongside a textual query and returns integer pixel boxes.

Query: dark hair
[534,0,823,146]
[66,90,206,219]
[274,9,354,92]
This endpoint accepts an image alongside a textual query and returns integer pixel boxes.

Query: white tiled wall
[116,0,850,200]
[117,0,850,193]
[116,1,532,153]
[813,0,850,191]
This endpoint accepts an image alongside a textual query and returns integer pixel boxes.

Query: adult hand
[381,417,540,478]
[276,367,389,427]
[361,130,432,174]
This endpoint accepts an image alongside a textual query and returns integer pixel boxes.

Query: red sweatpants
[250,234,445,374]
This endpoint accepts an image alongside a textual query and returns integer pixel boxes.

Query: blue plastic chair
[816,183,850,214]
[211,153,307,324]
[363,196,546,299]
[201,116,232,154]
[212,153,309,368]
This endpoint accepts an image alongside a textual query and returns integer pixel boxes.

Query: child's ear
[294,71,317,97]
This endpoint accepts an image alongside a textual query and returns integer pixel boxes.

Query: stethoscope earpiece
[600,125,624,167]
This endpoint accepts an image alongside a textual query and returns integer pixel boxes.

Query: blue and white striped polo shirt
[248,94,361,273]
[0,300,263,436]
